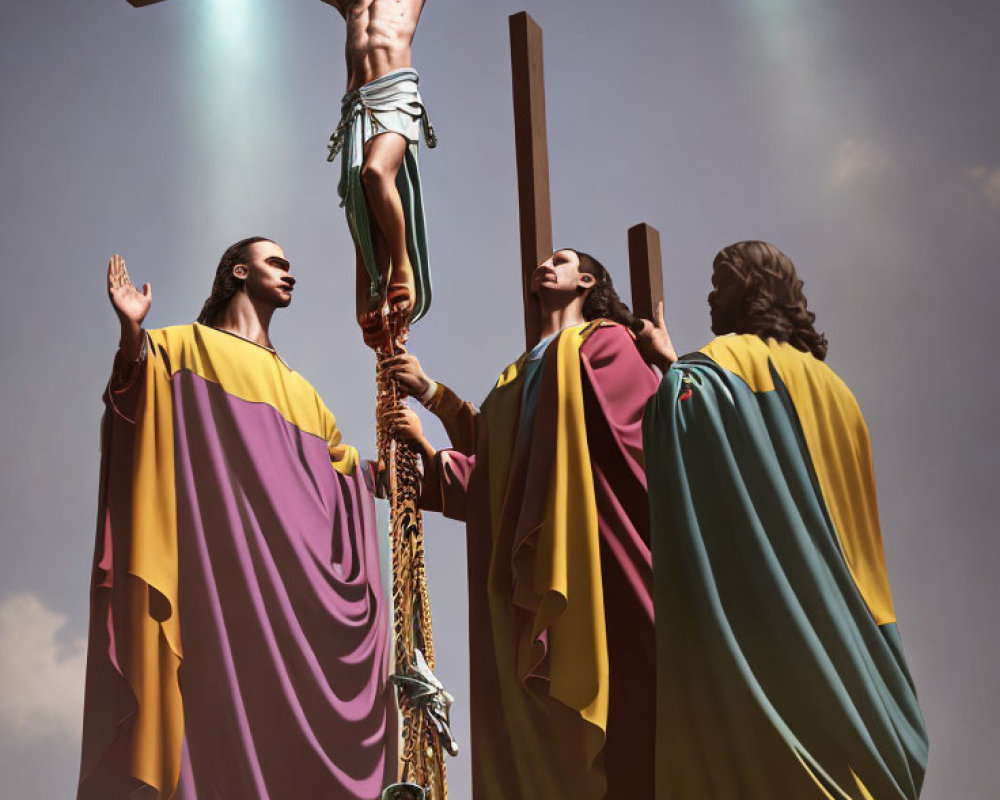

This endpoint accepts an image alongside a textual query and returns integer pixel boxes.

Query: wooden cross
[509,11,663,347]
[627,222,663,322]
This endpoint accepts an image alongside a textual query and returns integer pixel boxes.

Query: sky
[2,0,999,797]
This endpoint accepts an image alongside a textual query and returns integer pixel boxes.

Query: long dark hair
[196,237,273,326]
[713,240,828,360]
[568,249,637,329]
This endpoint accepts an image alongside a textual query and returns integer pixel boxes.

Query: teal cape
[643,335,928,799]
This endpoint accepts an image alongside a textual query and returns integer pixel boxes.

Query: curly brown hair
[569,249,638,330]
[196,237,273,326]
[713,240,828,360]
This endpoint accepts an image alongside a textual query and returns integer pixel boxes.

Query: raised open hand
[107,254,151,328]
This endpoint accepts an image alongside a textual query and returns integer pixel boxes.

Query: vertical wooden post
[628,223,664,322]
[510,11,552,348]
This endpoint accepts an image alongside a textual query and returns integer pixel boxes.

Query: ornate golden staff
[374,317,457,800]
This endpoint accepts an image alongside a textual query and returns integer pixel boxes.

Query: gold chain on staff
[375,318,448,800]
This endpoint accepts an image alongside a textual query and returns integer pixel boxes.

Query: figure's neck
[536,295,586,340]
[212,293,275,350]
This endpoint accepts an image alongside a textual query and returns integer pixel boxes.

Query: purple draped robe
[78,324,395,800]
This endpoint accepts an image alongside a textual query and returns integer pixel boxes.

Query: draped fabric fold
[508,323,608,771]
[644,334,928,800]
[79,324,393,800]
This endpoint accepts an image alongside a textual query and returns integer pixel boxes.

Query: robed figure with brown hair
[78,242,395,799]
[639,241,928,799]
[386,249,665,799]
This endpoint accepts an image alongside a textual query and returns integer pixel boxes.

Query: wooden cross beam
[627,222,664,322]
[510,12,664,346]
[509,11,552,349]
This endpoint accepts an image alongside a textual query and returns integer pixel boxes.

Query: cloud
[0,594,86,741]
[828,138,893,189]
[969,165,1000,209]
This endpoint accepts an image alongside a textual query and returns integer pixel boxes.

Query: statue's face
[234,241,296,309]
[709,261,742,335]
[530,249,594,297]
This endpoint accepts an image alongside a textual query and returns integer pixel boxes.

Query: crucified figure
[124,0,435,347]
[323,0,436,349]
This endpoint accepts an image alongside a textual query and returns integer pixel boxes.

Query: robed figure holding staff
[78,241,395,799]
[386,250,665,799]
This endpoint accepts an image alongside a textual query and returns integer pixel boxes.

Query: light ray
[182,0,286,231]
[735,0,849,166]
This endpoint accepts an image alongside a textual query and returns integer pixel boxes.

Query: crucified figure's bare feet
[356,250,390,350]
[386,266,416,326]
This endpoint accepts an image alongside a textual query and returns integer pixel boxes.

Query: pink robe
[78,324,395,799]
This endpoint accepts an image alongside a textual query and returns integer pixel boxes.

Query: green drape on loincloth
[328,67,436,323]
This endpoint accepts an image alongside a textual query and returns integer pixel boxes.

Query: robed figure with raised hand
[78,241,395,799]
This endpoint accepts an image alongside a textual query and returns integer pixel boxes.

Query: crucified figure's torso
[324,0,425,91]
